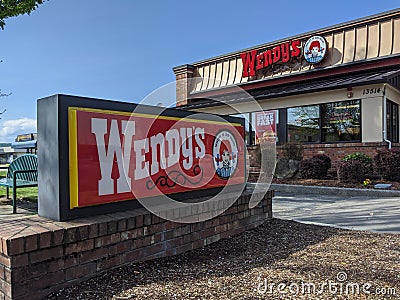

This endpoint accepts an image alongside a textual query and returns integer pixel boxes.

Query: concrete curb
[270,183,400,197]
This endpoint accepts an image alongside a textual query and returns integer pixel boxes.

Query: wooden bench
[0,154,38,213]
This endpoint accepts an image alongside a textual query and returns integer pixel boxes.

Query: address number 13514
[363,88,381,95]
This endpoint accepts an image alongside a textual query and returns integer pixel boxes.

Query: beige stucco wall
[386,84,400,105]
[193,88,357,115]
[361,96,383,142]
[192,83,394,143]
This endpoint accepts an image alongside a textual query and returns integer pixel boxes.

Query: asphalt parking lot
[273,191,400,234]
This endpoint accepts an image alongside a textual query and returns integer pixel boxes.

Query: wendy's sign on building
[240,36,328,77]
[38,95,245,221]
[240,40,301,77]
[303,36,327,64]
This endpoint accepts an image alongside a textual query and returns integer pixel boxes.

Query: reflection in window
[321,100,360,142]
[287,105,320,143]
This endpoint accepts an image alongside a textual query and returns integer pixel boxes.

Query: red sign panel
[255,111,276,143]
[69,107,245,208]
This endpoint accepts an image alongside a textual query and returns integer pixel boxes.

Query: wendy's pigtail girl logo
[215,143,233,178]
[213,130,239,179]
[304,36,327,64]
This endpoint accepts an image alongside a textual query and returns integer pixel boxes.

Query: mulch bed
[47,219,400,299]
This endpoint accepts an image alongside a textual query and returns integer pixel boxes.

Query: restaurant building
[173,9,400,169]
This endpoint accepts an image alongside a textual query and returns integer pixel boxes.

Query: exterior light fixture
[347,87,353,98]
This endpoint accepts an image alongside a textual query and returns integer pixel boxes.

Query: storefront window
[287,105,320,143]
[231,113,254,145]
[321,100,361,142]
[234,100,362,145]
[387,100,399,143]
[231,111,280,145]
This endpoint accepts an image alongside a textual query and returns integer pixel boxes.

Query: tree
[0,0,45,29]
[0,89,9,117]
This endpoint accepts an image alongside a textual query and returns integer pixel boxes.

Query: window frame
[232,99,363,146]
[286,104,321,143]
[285,99,362,144]
[386,100,399,143]
[320,100,361,143]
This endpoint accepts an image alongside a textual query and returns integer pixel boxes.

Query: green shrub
[312,154,331,170]
[337,160,365,183]
[343,152,373,175]
[282,142,304,161]
[374,149,400,182]
[299,157,327,179]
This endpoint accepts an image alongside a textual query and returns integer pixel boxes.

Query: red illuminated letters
[241,40,302,77]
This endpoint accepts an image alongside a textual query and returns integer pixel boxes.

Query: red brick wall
[173,64,194,107]
[247,145,260,168]
[247,142,398,170]
[0,190,273,300]
[277,142,398,170]
[246,142,398,180]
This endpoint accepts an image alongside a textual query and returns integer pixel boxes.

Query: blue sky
[0,0,399,142]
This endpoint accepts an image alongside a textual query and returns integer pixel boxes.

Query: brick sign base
[0,190,273,300]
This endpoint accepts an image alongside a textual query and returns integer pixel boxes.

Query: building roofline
[186,55,400,99]
[174,8,400,69]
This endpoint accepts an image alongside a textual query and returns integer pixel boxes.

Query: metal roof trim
[182,9,400,67]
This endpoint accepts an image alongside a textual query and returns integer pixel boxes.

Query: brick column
[173,64,194,107]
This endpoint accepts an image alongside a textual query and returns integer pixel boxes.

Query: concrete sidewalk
[273,191,400,234]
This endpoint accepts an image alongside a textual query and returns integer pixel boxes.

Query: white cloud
[0,118,37,142]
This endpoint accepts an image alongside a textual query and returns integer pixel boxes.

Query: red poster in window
[69,107,245,208]
[255,111,276,143]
